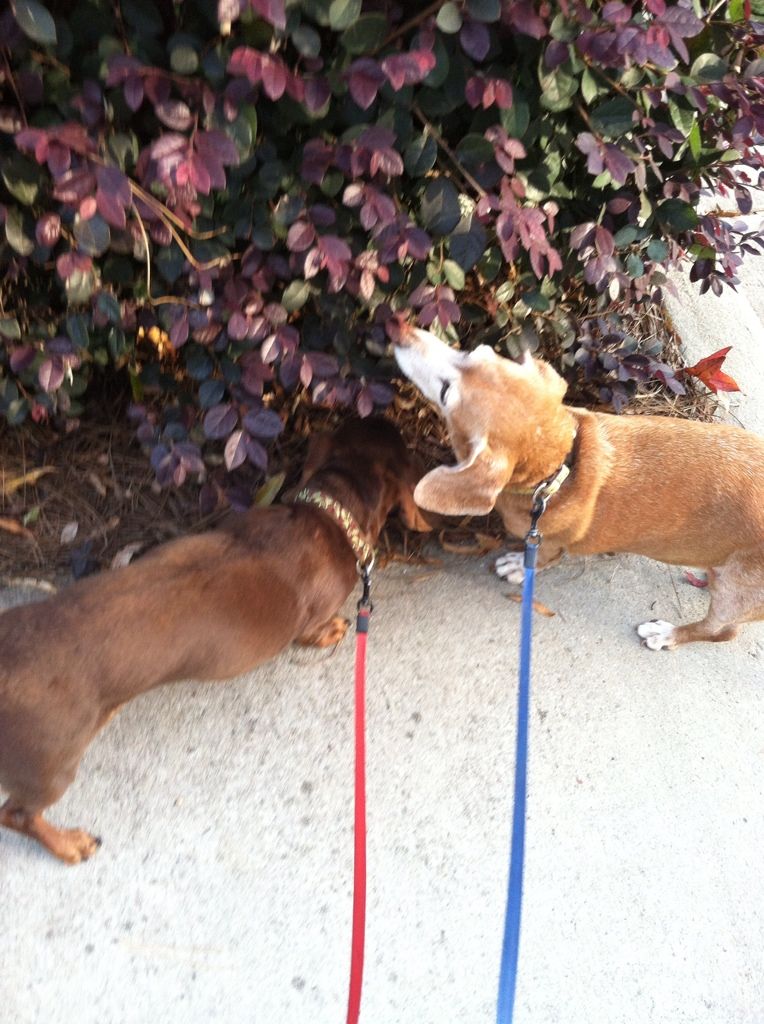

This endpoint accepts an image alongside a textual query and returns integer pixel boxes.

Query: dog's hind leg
[637,551,764,650]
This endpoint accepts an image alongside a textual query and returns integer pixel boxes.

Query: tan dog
[395,325,764,650]
[0,418,430,864]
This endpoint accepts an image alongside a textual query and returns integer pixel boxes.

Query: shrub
[2,0,763,485]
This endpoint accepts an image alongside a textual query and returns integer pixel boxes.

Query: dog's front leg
[297,616,350,648]
[495,543,564,584]
[0,799,101,865]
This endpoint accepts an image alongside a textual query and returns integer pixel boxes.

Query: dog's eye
[439,379,451,404]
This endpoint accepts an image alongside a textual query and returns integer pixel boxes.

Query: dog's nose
[392,320,416,348]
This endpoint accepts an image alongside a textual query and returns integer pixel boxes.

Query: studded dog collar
[293,488,375,569]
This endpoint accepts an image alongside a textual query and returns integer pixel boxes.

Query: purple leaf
[38,356,65,393]
[224,429,247,470]
[381,49,436,91]
[124,76,144,112]
[155,100,194,131]
[347,58,385,109]
[603,144,636,186]
[204,403,239,439]
[228,47,262,83]
[506,0,548,38]
[96,166,131,229]
[196,129,238,167]
[250,0,286,30]
[35,213,61,247]
[287,220,316,252]
[261,54,288,100]
[304,351,339,378]
[304,76,331,113]
[10,346,36,374]
[356,386,375,418]
[170,314,189,349]
[244,434,268,471]
[460,20,490,61]
[242,408,283,439]
[227,311,249,341]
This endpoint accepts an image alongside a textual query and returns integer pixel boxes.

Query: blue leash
[496,498,547,1024]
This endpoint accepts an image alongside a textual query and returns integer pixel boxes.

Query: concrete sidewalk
[3,254,764,1023]
[2,553,764,1024]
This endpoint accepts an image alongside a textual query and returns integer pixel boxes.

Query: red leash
[346,568,372,1024]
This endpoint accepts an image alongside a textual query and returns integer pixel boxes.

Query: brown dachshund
[0,418,430,864]
[395,325,764,650]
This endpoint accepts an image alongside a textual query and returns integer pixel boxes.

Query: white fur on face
[394,328,467,407]
[636,619,677,650]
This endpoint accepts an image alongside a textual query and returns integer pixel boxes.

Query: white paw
[636,619,677,651]
[495,551,525,584]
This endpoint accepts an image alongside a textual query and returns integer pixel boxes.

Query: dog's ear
[296,431,334,486]
[413,444,512,516]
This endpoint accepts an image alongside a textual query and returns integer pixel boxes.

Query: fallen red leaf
[683,346,740,394]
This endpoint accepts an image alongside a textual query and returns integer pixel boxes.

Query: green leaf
[199,379,225,409]
[449,215,487,272]
[455,133,494,166]
[1,153,41,206]
[668,99,695,136]
[170,43,199,75]
[96,291,122,324]
[121,0,163,36]
[688,118,701,161]
[329,0,362,30]
[626,253,644,278]
[581,68,600,105]
[613,225,639,246]
[185,348,213,381]
[292,24,321,58]
[658,199,699,233]
[524,289,550,312]
[478,246,502,282]
[646,238,669,262]
[404,133,438,177]
[65,268,97,306]
[66,314,90,349]
[436,1,462,33]
[255,472,287,506]
[466,0,501,22]
[282,279,312,312]
[11,0,57,45]
[340,13,386,53]
[539,64,578,112]
[73,214,111,257]
[442,259,466,290]
[0,317,21,340]
[420,177,462,235]
[500,95,530,139]
[690,52,727,83]
[108,132,139,172]
[5,207,35,256]
[5,398,29,426]
[590,96,636,139]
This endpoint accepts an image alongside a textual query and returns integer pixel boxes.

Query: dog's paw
[636,619,677,651]
[495,551,524,584]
